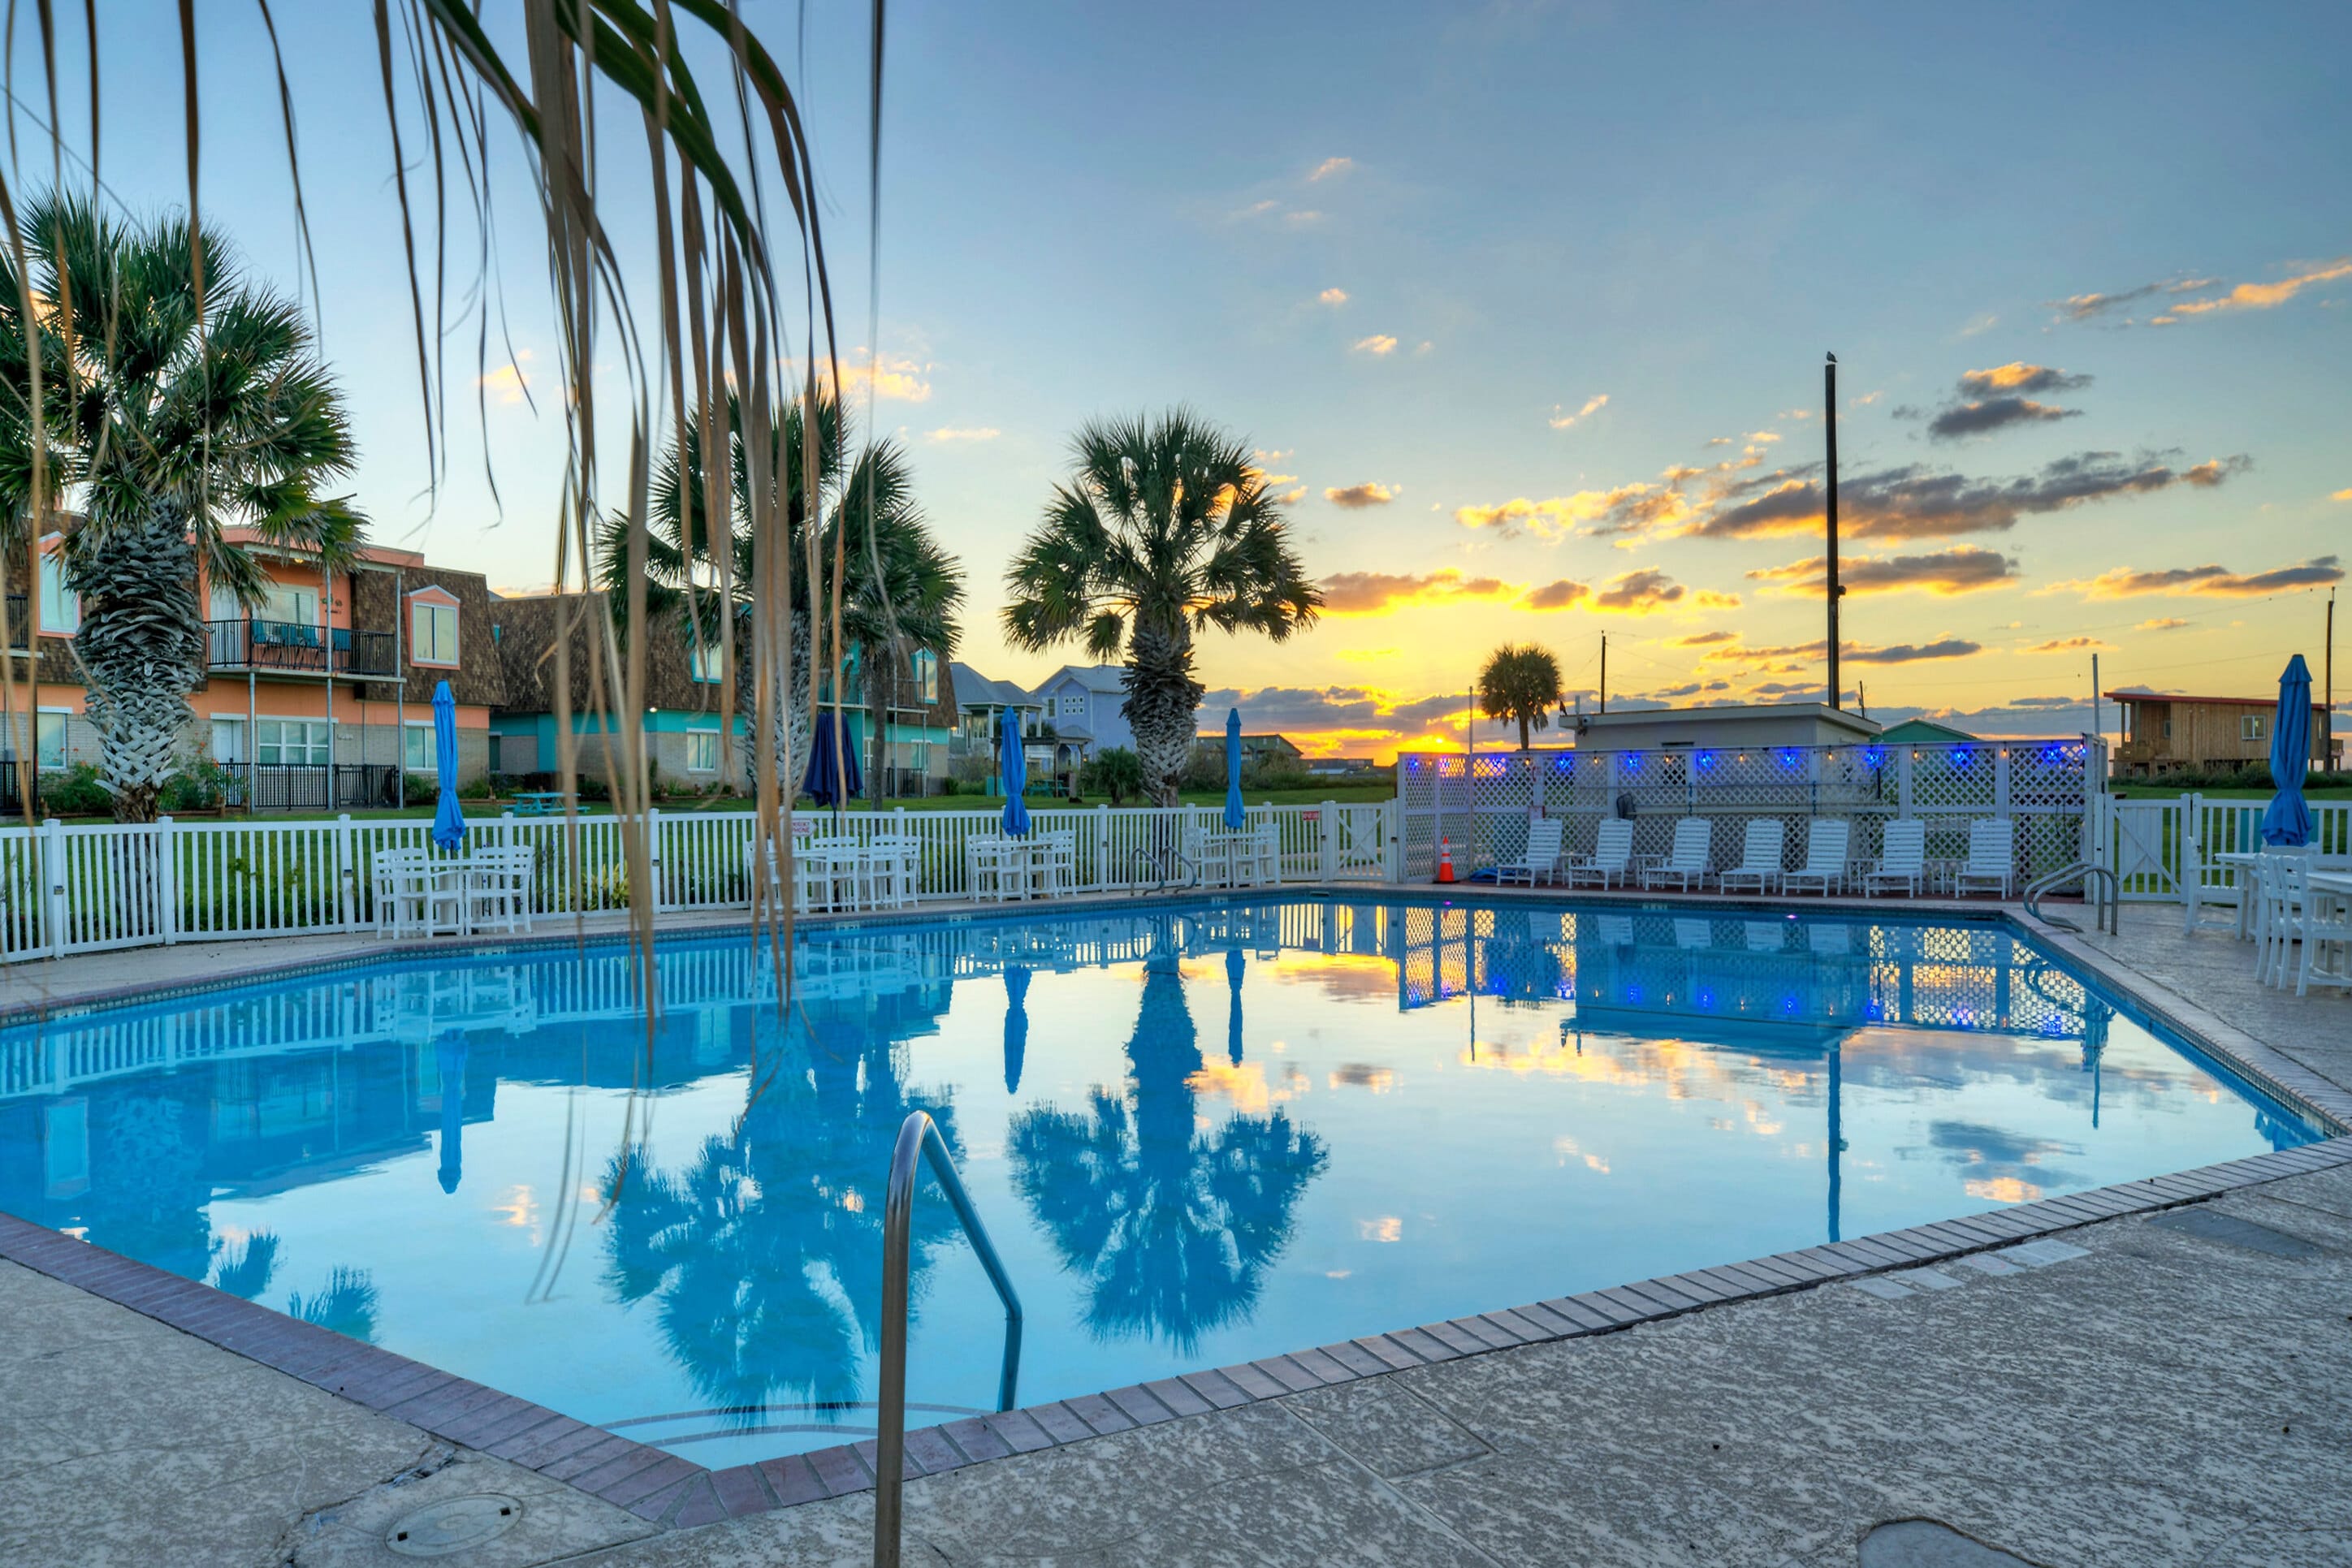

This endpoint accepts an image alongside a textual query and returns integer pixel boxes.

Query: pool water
[0,896,2320,1468]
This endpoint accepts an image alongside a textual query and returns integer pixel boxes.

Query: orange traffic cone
[1436,837,1456,883]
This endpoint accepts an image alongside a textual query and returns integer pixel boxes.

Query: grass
[2108,785,2352,801]
[41,781,1399,825]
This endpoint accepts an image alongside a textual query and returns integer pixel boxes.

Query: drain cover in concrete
[2148,1207,2323,1259]
[386,1494,524,1558]
[2004,1238,2089,1267]
[1860,1519,2039,1566]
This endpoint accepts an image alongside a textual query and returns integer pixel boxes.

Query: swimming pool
[0,896,2322,1469]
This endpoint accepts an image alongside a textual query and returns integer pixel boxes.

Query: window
[1061,691,1085,716]
[256,719,330,767]
[210,717,247,765]
[690,642,726,684]
[37,555,78,635]
[912,649,938,703]
[906,740,930,772]
[403,721,436,773]
[685,728,721,773]
[410,596,460,665]
[2242,714,2266,741]
[1041,695,1056,719]
[36,710,67,770]
[261,583,318,626]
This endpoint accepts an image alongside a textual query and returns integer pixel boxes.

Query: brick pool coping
[3,887,2347,1531]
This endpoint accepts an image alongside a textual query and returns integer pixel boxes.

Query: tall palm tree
[0,192,364,821]
[1478,643,1563,751]
[1004,412,1322,806]
[595,392,961,793]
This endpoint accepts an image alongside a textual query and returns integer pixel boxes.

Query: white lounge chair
[1861,821,1927,897]
[1564,819,1635,888]
[1496,818,1566,886]
[1640,818,1713,892]
[1953,818,2016,898]
[1781,820,1852,896]
[1718,820,1786,895]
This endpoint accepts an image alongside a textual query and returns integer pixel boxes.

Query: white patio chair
[1563,819,1635,889]
[2255,853,2311,989]
[1861,821,1927,897]
[372,849,431,937]
[1639,819,1713,892]
[1718,820,1786,895]
[1495,818,1566,887]
[1952,818,2017,899]
[1781,820,1852,896]
[465,845,534,935]
[865,835,916,909]
[1031,832,1077,899]
[966,835,1009,903]
[2297,867,2352,997]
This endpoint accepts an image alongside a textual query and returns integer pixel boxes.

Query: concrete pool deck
[6,892,2352,1565]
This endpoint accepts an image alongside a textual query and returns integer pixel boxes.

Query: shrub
[949,750,994,787]
[457,776,499,801]
[1243,762,1314,793]
[1080,745,1144,806]
[940,775,960,796]
[40,762,110,816]
[401,772,438,806]
[159,758,239,812]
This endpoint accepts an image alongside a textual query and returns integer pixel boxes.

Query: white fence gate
[2095,793,2352,914]
[1396,739,2098,888]
[0,799,1399,964]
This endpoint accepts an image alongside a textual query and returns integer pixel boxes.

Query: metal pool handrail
[2025,860,2119,935]
[875,1110,1023,1568]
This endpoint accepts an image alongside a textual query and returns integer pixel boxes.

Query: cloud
[1199,684,1476,761]
[1308,157,1354,182]
[2136,617,2190,631]
[1455,482,1694,541]
[2043,555,2344,600]
[1746,430,1781,444]
[1277,487,1307,504]
[1285,210,1324,225]
[2333,488,2352,503]
[1518,568,1693,616]
[1549,393,1609,430]
[925,425,1000,443]
[796,352,933,402]
[1675,630,1738,647]
[1352,335,1399,356]
[1686,451,2251,542]
[1957,312,2000,337]
[2159,258,2352,320]
[1958,363,2093,397]
[1846,638,1982,663]
[1324,482,1397,508]
[1317,287,1349,306]
[1693,590,1742,610]
[477,350,534,404]
[1321,568,1515,615]
[2049,276,2220,323]
[2023,636,2116,654]
[1747,546,2020,597]
[1851,390,1883,406]
[1524,579,1590,611]
[1927,397,2084,440]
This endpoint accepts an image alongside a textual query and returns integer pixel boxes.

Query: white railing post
[333,813,357,931]
[1386,798,1403,882]
[646,806,665,912]
[1896,747,1915,819]
[41,817,65,957]
[2183,792,2203,921]
[1320,800,1338,881]
[157,816,180,945]
[1095,803,1111,892]
[1993,744,2012,820]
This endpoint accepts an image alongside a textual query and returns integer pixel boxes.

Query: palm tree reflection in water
[599,1008,968,1427]
[1011,930,1327,1354]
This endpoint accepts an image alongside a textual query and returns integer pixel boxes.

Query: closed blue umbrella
[1224,706,1247,831]
[430,680,466,852]
[435,1029,469,1194]
[803,712,862,807]
[1000,708,1029,837]
[2260,654,2315,847]
[1002,965,1031,1094]
[1225,945,1246,1065]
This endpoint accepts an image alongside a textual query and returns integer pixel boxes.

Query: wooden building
[2105,690,2332,776]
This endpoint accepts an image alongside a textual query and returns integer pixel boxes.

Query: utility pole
[1599,633,1609,715]
[1825,352,1844,708]
[2091,654,2102,785]
[2328,589,2337,772]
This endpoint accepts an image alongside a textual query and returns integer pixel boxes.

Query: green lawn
[45,781,1399,825]
[2107,785,2352,801]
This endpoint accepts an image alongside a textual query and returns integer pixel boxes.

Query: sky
[11,2,2348,759]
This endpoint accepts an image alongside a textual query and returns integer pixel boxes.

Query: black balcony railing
[205,619,398,676]
[5,594,25,650]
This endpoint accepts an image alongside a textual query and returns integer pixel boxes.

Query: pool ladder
[1129,844,1202,893]
[2023,861,2120,935]
[874,1111,1023,1568]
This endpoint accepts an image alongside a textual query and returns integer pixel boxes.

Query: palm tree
[1004,412,1321,806]
[595,392,961,794]
[0,192,364,821]
[1479,643,1563,751]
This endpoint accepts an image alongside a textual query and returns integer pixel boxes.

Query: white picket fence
[0,800,1400,963]
[2096,793,2352,914]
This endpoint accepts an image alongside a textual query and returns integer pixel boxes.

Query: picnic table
[511,790,575,816]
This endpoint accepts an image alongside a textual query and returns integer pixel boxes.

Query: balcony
[206,619,397,677]
[3,595,22,650]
